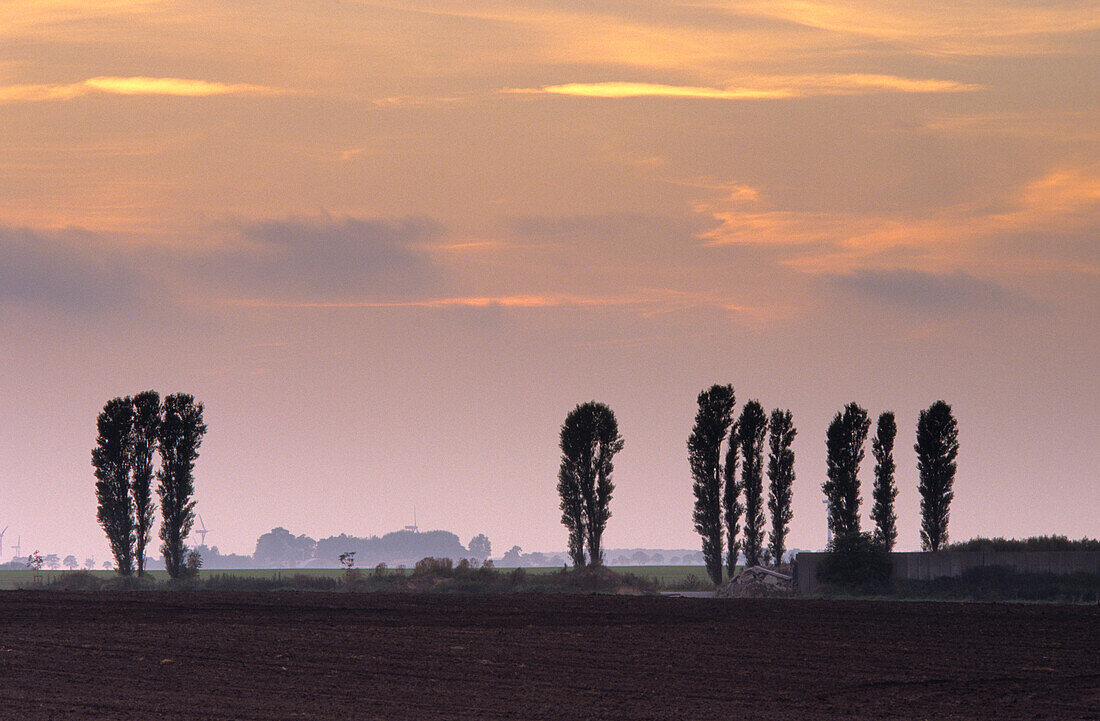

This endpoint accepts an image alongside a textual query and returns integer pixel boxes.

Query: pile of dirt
[717,566,794,598]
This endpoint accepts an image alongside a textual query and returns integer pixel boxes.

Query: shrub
[413,557,453,577]
[101,574,158,591]
[946,535,1100,553]
[665,573,709,592]
[45,571,106,591]
[817,532,892,594]
[183,549,203,579]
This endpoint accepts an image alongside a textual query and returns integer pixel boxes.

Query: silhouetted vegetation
[254,527,317,566]
[688,384,737,585]
[467,533,491,560]
[823,403,870,538]
[556,401,624,567]
[721,415,742,577]
[737,401,768,567]
[414,556,453,575]
[816,532,892,595]
[916,400,958,551]
[158,393,206,579]
[946,536,1100,552]
[870,411,898,551]
[130,390,161,575]
[31,559,659,595]
[43,571,156,592]
[92,390,206,579]
[92,397,136,576]
[766,409,796,567]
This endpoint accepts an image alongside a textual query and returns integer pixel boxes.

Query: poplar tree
[916,400,959,552]
[722,418,741,577]
[130,390,161,575]
[737,401,768,567]
[688,384,736,585]
[766,409,796,566]
[158,393,206,579]
[823,403,870,539]
[557,401,624,567]
[870,411,898,551]
[558,450,588,567]
[92,396,135,576]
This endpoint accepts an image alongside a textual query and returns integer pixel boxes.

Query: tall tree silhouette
[722,417,742,577]
[557,446,587,567]
[766,409,796,566]
[688,384,736,585]
[158,393,206,579]
[870,411,898,551]
[130,390,160,575]
[92,396,135,576]
[557,402,624,567]
[737,400,768,567]
[823,403,870,539]
[916,400,959,551]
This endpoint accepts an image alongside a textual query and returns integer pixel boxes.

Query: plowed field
[0,591,1096,720]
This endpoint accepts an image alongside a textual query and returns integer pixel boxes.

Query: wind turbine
[0,527,7,560]
[12,536,20,559]
[196,515,210,547]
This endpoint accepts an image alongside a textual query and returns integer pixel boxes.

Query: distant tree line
[92,391,206,579]
[945,536,1099,553]
[245,528,492,568]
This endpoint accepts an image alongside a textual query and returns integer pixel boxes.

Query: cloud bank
[0,77,288,104]
[510,75,980,100]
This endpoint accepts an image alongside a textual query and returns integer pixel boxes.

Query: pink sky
[0,0,1097,561]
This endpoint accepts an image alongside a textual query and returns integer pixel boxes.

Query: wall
[793,551,1100,594]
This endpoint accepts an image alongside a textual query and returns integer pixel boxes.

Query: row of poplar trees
[824,400,959,554]
[556,394,958,579]
[689,385,795,585]
[92,391,206,578]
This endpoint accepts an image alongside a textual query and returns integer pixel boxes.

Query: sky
[0,0,1097,562]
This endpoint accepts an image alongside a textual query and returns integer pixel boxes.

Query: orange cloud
[512,82,794,100]
[224,292,669,310]
[0,76,287,104]
[0,1,165,33]
[509,74,978,100]
[695,168,1100,276]
[725,0,1100,56]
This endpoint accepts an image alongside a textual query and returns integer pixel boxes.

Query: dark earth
[0,591,1096,720]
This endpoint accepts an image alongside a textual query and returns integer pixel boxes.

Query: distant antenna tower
[196,515,210,546]
[0,526,7,560]
[404,508,419,534]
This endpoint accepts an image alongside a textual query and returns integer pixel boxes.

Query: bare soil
[0,591,1096,720]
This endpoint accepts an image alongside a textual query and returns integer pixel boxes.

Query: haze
[0,1,1097,562]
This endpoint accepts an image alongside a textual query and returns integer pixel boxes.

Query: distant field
[0,568,351,589]
[511,565,725,585]
[0,565,723,590]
